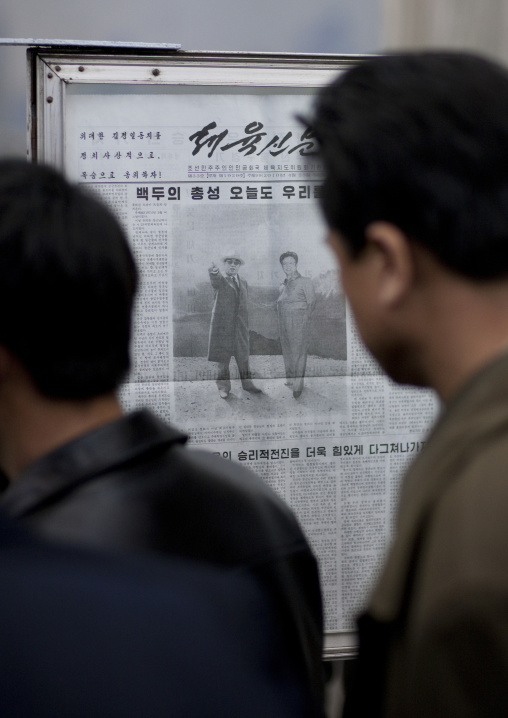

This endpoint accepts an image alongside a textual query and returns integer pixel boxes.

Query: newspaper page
[64,83,439,637]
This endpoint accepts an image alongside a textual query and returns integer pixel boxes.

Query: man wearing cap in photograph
[277,252,316,399]
[208,254,261,399]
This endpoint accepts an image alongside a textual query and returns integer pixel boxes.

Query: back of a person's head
[0,160,137,399]
[312,51,508,279]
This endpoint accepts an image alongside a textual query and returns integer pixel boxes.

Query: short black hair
[311,51,508,278]
[280,252,298,264]
[0,161,138,398]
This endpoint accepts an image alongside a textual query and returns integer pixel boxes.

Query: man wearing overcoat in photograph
[311,51,508,717]
[208,254,261,398]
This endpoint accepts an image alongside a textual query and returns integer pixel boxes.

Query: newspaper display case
[27,44,438,659]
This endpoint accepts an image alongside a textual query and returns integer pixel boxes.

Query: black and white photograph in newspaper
[171,201,349,427]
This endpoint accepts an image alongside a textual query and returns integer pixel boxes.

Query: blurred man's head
[312,51,508,279]
[0,161,137,400]
[311,52,508,393]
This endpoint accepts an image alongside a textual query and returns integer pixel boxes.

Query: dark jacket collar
[1,410,187,518]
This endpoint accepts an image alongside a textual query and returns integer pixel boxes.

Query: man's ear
[364,221,415,308]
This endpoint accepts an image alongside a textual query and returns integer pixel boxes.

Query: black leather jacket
[1,409,324,711]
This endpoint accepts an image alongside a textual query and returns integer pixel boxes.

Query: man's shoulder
[10,408,285,517]
[5,409,310,563]
[428,433,508,558]
[100,439,312,565]
[367,357,508,623]
[399,352,508,512]
[0,409,186,518]
[165,444,307,542]
[169,445,274,500]
[296,274,313,287]
[385,397,508,616]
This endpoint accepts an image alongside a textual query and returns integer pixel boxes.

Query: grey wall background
[384,0,508,63]
[3,0,508,158]
[0,0,382,157]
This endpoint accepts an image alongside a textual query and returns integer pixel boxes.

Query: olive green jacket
[345,351,508,718]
